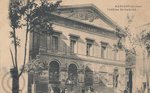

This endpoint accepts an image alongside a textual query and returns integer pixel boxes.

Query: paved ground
[67,87,114,93]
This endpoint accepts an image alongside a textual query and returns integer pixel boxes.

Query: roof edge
[57,4,127,36]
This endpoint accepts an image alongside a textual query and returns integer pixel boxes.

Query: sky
[0,0,150,92]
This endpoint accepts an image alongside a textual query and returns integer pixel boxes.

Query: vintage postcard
[0,0,150,93]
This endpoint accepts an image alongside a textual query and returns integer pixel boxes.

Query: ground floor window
[67,64,78,85]
[84,66,93,86]
[49,61,60,83]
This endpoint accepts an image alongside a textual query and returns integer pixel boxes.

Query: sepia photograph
[0,0,150,93]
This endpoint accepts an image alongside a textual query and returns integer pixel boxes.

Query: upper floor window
[52,36,58,50]
[70,39,76,53]
[86,38,94,56]
[101,42,108,58]
[48,31,61,51]
[86,43,92,56]
[114,50,118,60]
[69,34,80,54]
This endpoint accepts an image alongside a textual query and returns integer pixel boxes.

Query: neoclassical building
[28,4,127,93]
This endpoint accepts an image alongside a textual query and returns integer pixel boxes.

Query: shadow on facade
[27,32,111,93]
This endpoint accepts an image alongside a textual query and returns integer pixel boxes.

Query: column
[31,83,36,93]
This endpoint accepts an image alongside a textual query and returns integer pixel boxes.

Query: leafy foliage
[29,0,62,35]
[114,14,136,56]
[9,1,22,28]
[24,55,48,74]
[8,1,62,86]
[115,27,127,51]
[8,1,62,92]
[114,19,136,66]
[140,30,150,53]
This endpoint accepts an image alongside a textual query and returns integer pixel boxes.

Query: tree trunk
[13,76,19,93]
[129,70,132,93]
[146,73,149,93]
[146,53,150,93]
[10,67,19,93]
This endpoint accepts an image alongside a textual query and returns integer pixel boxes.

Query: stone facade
[28,4,127,93]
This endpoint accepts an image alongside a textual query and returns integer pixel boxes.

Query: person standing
[82,87,85,93]
[135,88,138,93]
[88,87,91,93]
[124,87,129,93]
[54,87,60,93]
[51,88,54,93]
[57,87,60,93]
[124,89,128,93]
[48,84,54,93]
[138,88,141,93]
[61,88,65,93]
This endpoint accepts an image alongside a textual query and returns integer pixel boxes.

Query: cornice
[40,52,125,67]
[56,4,127,36]
[50,14,118,39]
[52,13,115,34]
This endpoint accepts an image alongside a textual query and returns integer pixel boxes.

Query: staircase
[99,75,113,88]
[96,87,114,93]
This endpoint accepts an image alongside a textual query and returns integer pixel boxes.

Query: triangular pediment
[53,4,124,32]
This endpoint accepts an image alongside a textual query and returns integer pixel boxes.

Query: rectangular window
[86,38,94,56]
[52,36,58,51]
[86,43,92,56]
[101,46,106,58]
[69,34,79,54]
[101,42,108,58]
[114,50,118,60]
[70,39,76,53]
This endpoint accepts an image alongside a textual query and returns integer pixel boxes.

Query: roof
[53,4,126,36]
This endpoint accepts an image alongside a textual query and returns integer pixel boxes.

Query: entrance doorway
[67,64,78,84]
[49,61,60,84]
[84,66,93,87]
[128,69,132,93]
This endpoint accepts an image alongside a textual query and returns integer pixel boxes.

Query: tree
[137,29,150,93]
[114,14,136,93]
[115,14,150,93]
[8,0,62,93]
[115,14,137,67]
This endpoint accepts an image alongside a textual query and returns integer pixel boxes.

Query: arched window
[84,66,93,86]
[67,64,78,85]
[49,61,60,83]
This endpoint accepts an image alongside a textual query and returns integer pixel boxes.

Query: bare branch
[13,27,18,70]
[9,48,15,67]
[19,20,29,77]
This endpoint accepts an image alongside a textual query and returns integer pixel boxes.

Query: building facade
[135,23,150,93]
[28,4,127,93]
